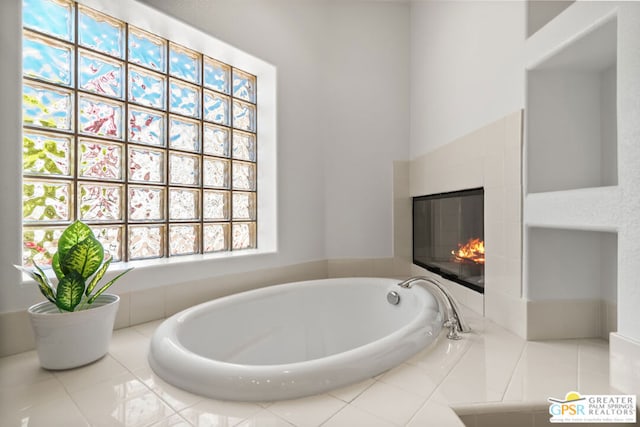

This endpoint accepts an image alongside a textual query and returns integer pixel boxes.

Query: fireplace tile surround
[405,110,525,337]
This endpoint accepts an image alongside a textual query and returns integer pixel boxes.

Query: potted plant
[15,220,132,369]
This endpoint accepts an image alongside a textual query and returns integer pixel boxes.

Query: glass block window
[21,0,257,266]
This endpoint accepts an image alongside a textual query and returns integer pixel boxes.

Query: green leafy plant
[15,220,132,312]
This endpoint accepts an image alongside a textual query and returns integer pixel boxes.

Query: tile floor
[0,309,622,427]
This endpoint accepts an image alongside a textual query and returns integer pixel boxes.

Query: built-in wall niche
[526,0,575,38]
[526,16,617,194]
[527,227,617,338]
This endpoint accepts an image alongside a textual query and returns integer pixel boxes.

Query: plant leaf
[52,252,64,280]
[85,256,111,296]
[55,271,85,312]
[61,235,104,280]
[14,264,56,304]
[87,268,133,304]
[57,220,95,261]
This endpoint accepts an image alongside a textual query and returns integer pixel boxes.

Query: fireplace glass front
[413,188,484,293]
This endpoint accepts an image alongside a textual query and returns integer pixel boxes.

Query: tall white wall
[409,0,525,159]
[137,0,411,258]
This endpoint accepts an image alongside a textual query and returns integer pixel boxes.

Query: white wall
[409,0,525,159]
[323,2,410,258]
[136,0,411,258]
[0,0,410,312]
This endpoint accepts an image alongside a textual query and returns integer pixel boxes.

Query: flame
[451,237,485,265]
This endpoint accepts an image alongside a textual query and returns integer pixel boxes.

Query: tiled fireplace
[405,110,524,335]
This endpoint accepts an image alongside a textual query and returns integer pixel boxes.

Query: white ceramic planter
[28,294,120,370]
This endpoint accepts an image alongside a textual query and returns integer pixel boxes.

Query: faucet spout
[397,276,471,337]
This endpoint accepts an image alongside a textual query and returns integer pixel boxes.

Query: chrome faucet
[397,276,471,340]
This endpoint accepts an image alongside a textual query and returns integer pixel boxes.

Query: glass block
[129,66,166,110]
[78,4,125,58]
[129,107,165,147]
[169,152,200,186]
[23,226,65,267]
[204,57,230,94]
[129,186,165,221]
[79,139,123,180]
[79,49,124,99]
[169,224,199,256]
[203,157,229,188]
[203,223,228,253]
[232,161,256,191]
[23,179,71,222]
[129,26,166,72]
[203,190,229,220]
[92,225,122,261]
[79,182,123,221]
[232,192,256,220]
[23,130,72,177]
[232,130,256,162]
[170,79,200,118]
[232,222,256,250]
[129,225,164,259]
[232,99,256,132]
[23,0,74,42]
[23,31,73,86]
[232,69,256,103]
[203,124,230,157]
[129,146,165,183]
[78,94,124,139]
[169,116,200,152]
[203,90,229,125]
[23,81,73,131]
[169,43,200,84]
[169,188,199,220]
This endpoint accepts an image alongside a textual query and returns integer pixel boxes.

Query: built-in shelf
[526,16,617,194]
[527,227,617,301]
[526,0,575,38]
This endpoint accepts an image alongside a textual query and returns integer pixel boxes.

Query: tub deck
[0,305,617,426]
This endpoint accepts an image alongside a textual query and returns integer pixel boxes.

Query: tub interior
[177,281,439,365]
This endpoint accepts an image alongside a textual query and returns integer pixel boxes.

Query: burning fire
[451,238,485,265]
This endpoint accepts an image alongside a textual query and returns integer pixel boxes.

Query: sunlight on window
[21,0,257,266]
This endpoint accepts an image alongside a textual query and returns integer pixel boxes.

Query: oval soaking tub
[149,277,442,401]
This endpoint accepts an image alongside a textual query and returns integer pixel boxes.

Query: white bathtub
[148,277,443,401]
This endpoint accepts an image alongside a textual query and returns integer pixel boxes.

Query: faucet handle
[444,316,462,340]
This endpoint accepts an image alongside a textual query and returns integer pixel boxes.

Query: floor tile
[133,319,165,338]
[236,409,295,426]
[149,413,193,427]
[379,363,439,398]
[435,327,524,404]
[322,404,396,427]
[351,380,426,426]
[406,398,465,427]
[0,377,67,415]
[328,378,375,403]
[68,371,175,427]
[503,340,579,402]
[4,394,90,427]
[134,366,203,412]
[268,394,346,427]
[109,328,152,371]
[0,350,53,389]
[406,333,473,384]
[54,354,128,392]
[179,399,262,427]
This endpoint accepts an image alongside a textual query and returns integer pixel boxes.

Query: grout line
[498,339,528,402]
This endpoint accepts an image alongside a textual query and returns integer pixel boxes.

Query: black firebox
[413,188,484,293]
